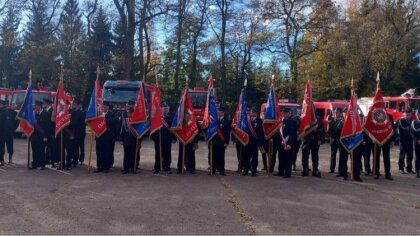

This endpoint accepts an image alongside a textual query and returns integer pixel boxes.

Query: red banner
[299,81,317,139]
[86,78,107,137]
[149,85,163,136]
[54,80,71,137]
[363,88,394,146]
[131,82,148,124]
[172,91,199,145]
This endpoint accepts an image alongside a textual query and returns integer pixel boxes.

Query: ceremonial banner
[202,77,218,142]
[54,80,72,137]
[363,88,393,146]
[149,85,163,136]
[171,90,199,144]
[85,78,107,137]
[263,84,282,139]
[130,81,150,139]
[299,81,317,139]
[17,82,35,137]
[340,91,363,152]
[231,90,249,146]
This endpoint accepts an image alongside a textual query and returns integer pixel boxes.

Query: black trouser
[154,139,162,172]
[415,143,420,173]
[270,142,281,173]
[243,144,258,174]
[352,145,363,179]
[278,145,293,177]
[363,142,372,174]
[302,139,320,173]
[293,140,301,169]
[110,140,115,168]
[330,139,339,172]
[65,139,76,168]
[235,142,243,172]
[46,136,59,164]
[0,138,5,163]
[154,137,171,171]
[178,142,195,173]
[338,144,349,177]
[76,136,85,163]
[96,134,114,171]
[5,135,13,156]
[373,142,392,177]
[123,144,136,172]
[211,140,225,174]
[261,140,269,170]
[31,138,45,168]
[398,142,413,171]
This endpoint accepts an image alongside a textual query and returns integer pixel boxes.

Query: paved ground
[1,137,420,235]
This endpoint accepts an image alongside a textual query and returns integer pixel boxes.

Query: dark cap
[160,102,169,108]
[127,100,135,105]
[283,107,291,112]
[35,100,43,106]
[103,101,110,106]
[250,107,258,113]
[43,98,52,104]
[334,107,343,113]
[218,106,226,112]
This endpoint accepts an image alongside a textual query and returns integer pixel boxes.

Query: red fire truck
[383,96,420,123]
[259,99,301,118]
[188,87,209,127]
[0,88,13,102]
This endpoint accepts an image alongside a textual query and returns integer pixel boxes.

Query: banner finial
[96,66,100,79]
[376,72,380,90]
[271,74,275,86]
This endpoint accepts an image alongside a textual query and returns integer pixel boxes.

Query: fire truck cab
[259,99,301,119]
[0,88,13,102]
[383,96,420,123]
[188,87,209,127]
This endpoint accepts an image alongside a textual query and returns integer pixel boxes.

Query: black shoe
[251,172,256,177]
[385,175,394,181]
[374,175,379,179]
[104,169,109,173]
[399,170,406,174]
[0,162,4,166]
[312,171,321,178]
[262,168,267,171]
[79,162,84,166]
[407,170,416,174]
[417,173,419,178]
[354,177,363,182]
[40,166,46,170]
[189,171,195,175]
[292,168,297,171]
[328,170,334,174]
[365,172,371,176]
[153,170,159,174]
[220,173,226,176]
[8,159,12,164]
[122,170,129,174]
[29,166,36,170]
[336,174,343,177]
[343,175,348,181]
[283,175,291,178]
[94,169,103,173]
[274,172,283,177]
[241,171,248,176]
[65,167,71,171]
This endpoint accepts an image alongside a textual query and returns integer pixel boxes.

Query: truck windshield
[189,92,207,109]
[103,87,139,104]
[11,92,52,109]
[409,99,420,110]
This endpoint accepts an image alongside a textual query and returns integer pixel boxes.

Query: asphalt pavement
[0,138,419,235]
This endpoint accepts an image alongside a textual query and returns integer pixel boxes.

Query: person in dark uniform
[292,113,301,171]
[31,101,48,169]
[0,100,8,166]
[328,108,344,173]
[274,108,297,178]
[398,110,414,174]
[42,98,58,168]
[151,102,176,174]
[232,135,245,173]
[177,111,199,174]
[77,103,87,165]
[210,106,230,176]
[120,107,137,174]
[95,101,117,173]
[350,141,364,182]
[373,115,395,181]
[68,99,85,167]
[243,107,263,177]
[410,109,420,178]
[1,101,19,164]
[301,115,324,177]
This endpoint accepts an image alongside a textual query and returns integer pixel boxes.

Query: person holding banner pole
[30,101,48,170]
[410,109,420,178]
[210,106,230,175]
[244,107,263,177]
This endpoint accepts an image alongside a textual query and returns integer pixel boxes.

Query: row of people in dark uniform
[2,97,420,180]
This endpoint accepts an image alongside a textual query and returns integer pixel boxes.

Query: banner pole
[159,129,163,171]
[239,144,243,174]
[182,144,186,174]
[60,132,64,170]
[88,132,94,172]
[134,138,139,172]
[267,139,271,176]
[27,137,31,169]
[350,150,354,181]
[210,140,213,176]
[373,144,376,177]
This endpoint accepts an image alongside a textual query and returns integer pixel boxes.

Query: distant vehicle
[10,89,56,137]
[0,88,13,102]
[102,80,145,113]
[357,97,373,117]
[313,100,364,138]
[188,87,210,127]
[259,99,301,119]
[383,96,420,123]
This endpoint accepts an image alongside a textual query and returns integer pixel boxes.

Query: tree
[0,4,21,87]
